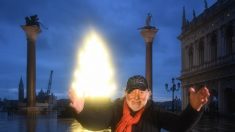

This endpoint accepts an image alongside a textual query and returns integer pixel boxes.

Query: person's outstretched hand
[189,86,210,111]
[68,88,85,113]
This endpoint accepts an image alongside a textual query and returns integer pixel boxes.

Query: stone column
[195,41,200,66]
[140,28,158,95]
[209,33,213,62]
[220,27,226,57]
[182,86,189,110]
[218,80,224,114]
[185,46,189,70]
[215,30,219,58]
[232,21,235,53]
[182,44,185,71]
[21,25,41,107]
[193,42,198,68]
[204,34,210,63]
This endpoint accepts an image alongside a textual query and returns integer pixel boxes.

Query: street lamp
[165,78,180,112]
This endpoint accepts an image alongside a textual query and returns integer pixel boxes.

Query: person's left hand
[68,88,85,114]
[189,86,210,111]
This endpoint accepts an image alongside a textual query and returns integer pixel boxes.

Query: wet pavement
[1,112,234,132]
[191,115,235,132]
[160,115,235,132]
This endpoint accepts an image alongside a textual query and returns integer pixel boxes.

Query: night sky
[0,0,216,101]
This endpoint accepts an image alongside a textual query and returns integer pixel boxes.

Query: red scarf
[116,99,145,132]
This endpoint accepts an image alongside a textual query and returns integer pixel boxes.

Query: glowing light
[70,121,111,132]
[71,30,116,98]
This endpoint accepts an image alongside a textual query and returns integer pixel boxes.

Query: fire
[71,30,116,98]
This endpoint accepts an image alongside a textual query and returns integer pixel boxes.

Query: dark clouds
[0,0,216,100]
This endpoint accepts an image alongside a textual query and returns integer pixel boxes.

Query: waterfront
[192,115,235,132]
[0,112,234,132]
[0,112,110,132]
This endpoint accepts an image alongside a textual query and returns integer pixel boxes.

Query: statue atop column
[21,15,41,109]
[138,13,158,95]
[146,13,152,27]
[139,13,156,30]
[25,15,40,28]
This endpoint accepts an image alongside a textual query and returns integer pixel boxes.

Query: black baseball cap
[125,75,149,93]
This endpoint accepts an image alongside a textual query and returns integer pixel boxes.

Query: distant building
[178,0,235,115]
[18,77,24,102]
[36,89,57,110]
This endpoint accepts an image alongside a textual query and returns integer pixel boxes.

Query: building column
[21,25,41,107]
[140,28,158,96]
[185,46,189,70]
[181,44,185,71]
[204,35,210,63]
[182,85,189,110]
[193,42,198,67]
[232,21,235,53]
[218,80,225,114]
[219,27,226,57]
[208,33,212,62]
[196,41,200,66]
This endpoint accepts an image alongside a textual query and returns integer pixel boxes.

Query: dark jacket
[75,98,203,132]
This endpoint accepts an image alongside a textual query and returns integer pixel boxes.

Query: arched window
[210,33,217,61]
[198,40,204,65]
[188,46,193,69]
[225,24,233,55]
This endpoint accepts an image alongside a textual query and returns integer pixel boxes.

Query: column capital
[21,25,41,41]
[140,28,158,43]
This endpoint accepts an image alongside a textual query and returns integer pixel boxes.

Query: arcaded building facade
[178,0,235,115]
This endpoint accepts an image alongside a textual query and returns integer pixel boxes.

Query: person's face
[125,88,151,112]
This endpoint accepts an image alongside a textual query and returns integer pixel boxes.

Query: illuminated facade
[178,0,235,115]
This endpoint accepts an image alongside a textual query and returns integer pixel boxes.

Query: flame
[71,30,116,98]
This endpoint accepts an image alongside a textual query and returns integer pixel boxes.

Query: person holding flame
[69,75,210,132]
